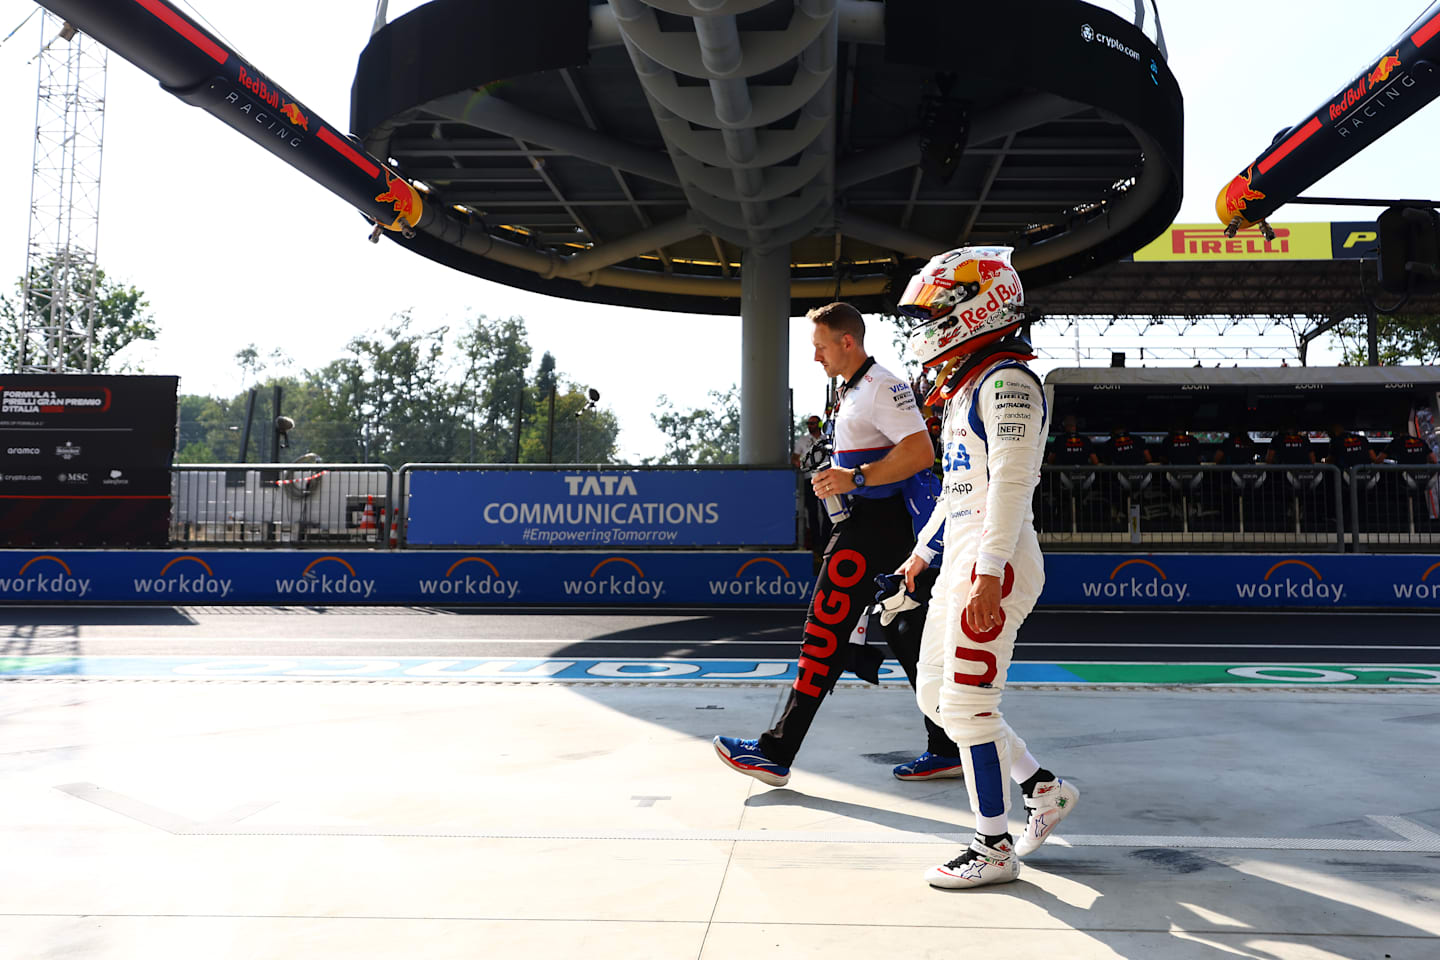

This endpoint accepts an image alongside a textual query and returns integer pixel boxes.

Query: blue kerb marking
[0,656,1090,683]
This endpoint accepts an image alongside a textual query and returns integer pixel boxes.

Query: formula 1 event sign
[404,468,798,548]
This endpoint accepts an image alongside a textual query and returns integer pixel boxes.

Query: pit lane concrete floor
[3,677,1438,959]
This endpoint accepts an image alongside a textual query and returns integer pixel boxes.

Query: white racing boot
[1015,778,1079,857]
[925,835,1020,889]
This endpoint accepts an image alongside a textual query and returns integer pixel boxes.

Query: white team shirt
[832,359,927,499]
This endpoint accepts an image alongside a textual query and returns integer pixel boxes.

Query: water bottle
[817,459,851,524]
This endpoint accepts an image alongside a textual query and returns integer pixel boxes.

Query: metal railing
[170,464,395,548]
[1348,464,1440,553]
[1037,464,1347,553]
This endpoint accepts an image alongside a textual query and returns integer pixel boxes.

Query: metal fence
[1037,464,1347,553]
[1348,464,1440,553]
[170,464,395,547]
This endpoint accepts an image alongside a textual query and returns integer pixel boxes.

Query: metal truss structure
[18,11,107,373]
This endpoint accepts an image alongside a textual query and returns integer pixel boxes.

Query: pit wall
[0,551,1436,609]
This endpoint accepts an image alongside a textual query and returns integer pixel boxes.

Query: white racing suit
[913,350,1049,836]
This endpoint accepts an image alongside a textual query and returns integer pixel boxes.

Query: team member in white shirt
[714,302,954,784]
[895,247,1079,889]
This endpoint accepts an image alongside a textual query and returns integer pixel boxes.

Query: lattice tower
[17,12,107,373]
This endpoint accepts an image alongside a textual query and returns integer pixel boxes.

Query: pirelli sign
[1132,223,1334,261]
[1128,221,1383,262]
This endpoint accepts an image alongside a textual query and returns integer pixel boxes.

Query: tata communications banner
[1042,554,1440,608]
[0,550,816,605]
[405,468,797,548]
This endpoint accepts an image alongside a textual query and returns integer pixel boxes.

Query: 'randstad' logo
[417,557,520,599]
[1080,559,1189,602]
[561,557,665,599]
[708,556,814,600]
[275,556,376,599]
[1235,560,1345,604]
[132,555,234,598]
[0,554,91,597]
[1392,562,1440,602]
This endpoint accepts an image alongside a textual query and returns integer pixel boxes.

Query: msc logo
[274,556,377,599]
[417,556,520,599]
[708,556,812,600]
[1236,560,1345,603]
[0,554,91,597]
[131,555,234,598]
[562,556,665,599]
[1080,558,1189,602]
[1392,562,1440,602]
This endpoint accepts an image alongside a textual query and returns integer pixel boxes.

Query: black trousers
[879,566,960,758]
[761,493,942,766]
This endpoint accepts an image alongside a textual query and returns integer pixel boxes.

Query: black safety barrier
[1037,464,1347,553]
[1348,464,1440,553]
[170,464,395,548]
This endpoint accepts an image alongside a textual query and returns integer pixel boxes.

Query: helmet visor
[897,272,953,321]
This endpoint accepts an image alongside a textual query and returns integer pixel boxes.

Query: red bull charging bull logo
[280,101,308,131]
[1215,164,1265,225]
[375,171,423,232]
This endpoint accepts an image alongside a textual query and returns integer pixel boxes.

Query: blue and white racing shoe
[713,736,790,787]
[893,751,966,781]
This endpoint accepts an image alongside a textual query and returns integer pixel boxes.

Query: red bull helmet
[897,246,1024,368]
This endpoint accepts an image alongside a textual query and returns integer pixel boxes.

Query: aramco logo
[561,556,665,599]
[417,556,521,599]
[1080,558,1189,602]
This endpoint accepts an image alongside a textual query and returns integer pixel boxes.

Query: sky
[1,0,1439,459]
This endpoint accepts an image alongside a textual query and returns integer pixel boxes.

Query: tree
[1330,314,1440,366]
[456,315,532,462]
[646,385,740,464]
[0,255,159,371]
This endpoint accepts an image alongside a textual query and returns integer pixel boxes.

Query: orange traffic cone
[359,495,378,540]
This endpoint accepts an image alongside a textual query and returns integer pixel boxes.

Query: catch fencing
[1037,464,1348,553]
[169,464,395,547]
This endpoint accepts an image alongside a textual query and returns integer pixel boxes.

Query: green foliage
[646,385,740,465]
[0,255,159,371]
[1329,314,1440,366]
[175,314,621,467]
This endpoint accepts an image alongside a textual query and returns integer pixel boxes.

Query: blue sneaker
[893,751,966,782]
[713,736,790,787]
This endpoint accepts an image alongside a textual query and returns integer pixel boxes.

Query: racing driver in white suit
[896,246,1079,889]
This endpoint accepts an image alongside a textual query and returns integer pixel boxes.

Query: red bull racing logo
[375,171,424,232]
[280,101,308,131]
[1216,164,1265,224]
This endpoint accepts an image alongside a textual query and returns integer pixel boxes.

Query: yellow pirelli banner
[1132,222,1335,262]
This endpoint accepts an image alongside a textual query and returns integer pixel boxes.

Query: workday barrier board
[0,551,1438,608]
